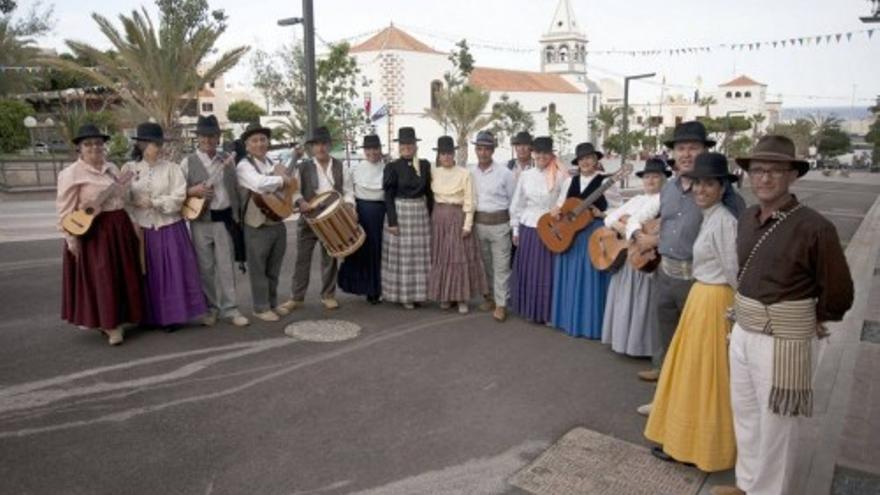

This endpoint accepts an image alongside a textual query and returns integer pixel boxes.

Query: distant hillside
[781,106,873,121]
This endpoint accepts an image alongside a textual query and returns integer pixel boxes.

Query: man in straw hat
[632,121,745,416]
[180,115,249,327]
[710,135,853,495]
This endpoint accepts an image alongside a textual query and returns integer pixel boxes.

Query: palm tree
[272,115,304,143]
[0,17,39,95]
[594,105,619,148]
[698,96,718,117]
[749,113,766,140]
[425,85,492,164]
[39,9,248,148]
[807,113,843,145]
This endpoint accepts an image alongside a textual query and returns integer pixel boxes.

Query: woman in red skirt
[56,124,144,345]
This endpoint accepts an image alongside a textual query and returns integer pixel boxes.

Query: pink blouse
[56,159,128,240]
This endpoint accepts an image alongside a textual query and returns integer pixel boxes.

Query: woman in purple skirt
[509,136,567,323]
[123,123,207,329]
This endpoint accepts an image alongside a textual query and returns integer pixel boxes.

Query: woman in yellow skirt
[644,152,740,472]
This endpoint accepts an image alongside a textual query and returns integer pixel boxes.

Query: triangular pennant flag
[756,42,761,49]
[847,32,853,41]
[835,33,842,42]
[869,29,875,39]
[825,34,832,43]
[816,36,822,44]
[781,40,787,47]
[790,38,797,45]
[798,38,804,46]
[773,41,778,48]
[749,43,754,50]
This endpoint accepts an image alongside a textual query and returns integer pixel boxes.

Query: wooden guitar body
[61,208,96,236]
[628,218,661,272]
[536,197,595,253]
[253,164,299,221]
[181,196,207,221]
[588,227,629,271]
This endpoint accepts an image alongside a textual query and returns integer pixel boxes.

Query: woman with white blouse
[427,136,487,313]
[123,122,207,330]
[601,157,670,356]
[644,152,740,472]
[509,136,568,324]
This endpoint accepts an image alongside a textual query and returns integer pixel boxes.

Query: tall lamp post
[622,72,655,187]
[278,0,317,134]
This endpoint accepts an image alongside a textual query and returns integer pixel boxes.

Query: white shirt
[509,166,563,236]
[123,159,187,229]
[555,172,624,209]
[604,192,661,240]
[344,159,385,202]
[469,161,517,213]
[692,203,739,287]
[179,151,231,210]
[236,156,283,194]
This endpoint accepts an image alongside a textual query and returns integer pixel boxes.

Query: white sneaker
[201,312,217,327]
[229,315,250,327]
[637,403,652,417]
[277,299,302,313]
[106,328,124,346]
[273,305,290,316]
[402,303,415,310]
[439,302,452,310]
[457,302,469,314]
[254,310,280,322]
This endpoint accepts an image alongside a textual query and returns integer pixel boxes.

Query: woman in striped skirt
[427,136,487,313]
[509,136,567,323]
[381,127,433,309]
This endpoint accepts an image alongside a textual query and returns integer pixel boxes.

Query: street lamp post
[23,116,37,153]
[277,0,317,135]
[622,72,655,187]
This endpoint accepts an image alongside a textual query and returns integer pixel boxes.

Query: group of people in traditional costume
[57,115,855,494]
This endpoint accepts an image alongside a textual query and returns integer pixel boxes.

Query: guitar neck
[572,176,616,215]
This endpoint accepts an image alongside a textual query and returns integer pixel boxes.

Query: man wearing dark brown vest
[279,126,349,311]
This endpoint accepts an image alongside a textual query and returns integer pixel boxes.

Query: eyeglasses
[748,168,793,179]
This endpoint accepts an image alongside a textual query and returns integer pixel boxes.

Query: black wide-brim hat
[735,135,809,177]
[240,122,272,142]
[472,130,496,147]
[571,142,604,164]
[433,135,457,152]
[664,120,716,149]
[683,151,738,183]
[532,136,554,153]
[132,122,170,143]
[72,123,110,145]
[636,157,673,178]
[195,115,222,136]
[512,131,533,146]
[360,134,382,149]
[306,126,332,145]
[393,127,420,144]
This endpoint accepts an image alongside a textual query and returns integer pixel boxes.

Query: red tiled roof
[350,25,443,54]
[719,75,765,87]
[470,67,583,94]
[198,88,215,98]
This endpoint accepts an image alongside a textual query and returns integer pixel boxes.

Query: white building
[348,0,601,157]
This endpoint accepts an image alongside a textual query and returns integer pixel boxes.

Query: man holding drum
[279,126,349,312]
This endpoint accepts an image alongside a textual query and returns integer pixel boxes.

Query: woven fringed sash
[734,293,818,417]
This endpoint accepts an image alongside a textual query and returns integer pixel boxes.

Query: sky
[26,0,880,109]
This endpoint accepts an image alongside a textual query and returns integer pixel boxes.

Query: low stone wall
[0,157,74,192]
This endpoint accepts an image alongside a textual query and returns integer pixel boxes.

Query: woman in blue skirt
[549,142,621,338]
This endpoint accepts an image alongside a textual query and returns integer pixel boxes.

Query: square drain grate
[510,427,706,495]
[862,320,880,344]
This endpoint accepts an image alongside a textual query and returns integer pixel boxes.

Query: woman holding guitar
[547,143,621,338]
[601,158,670,356]
[57,124,144,345]
[123,123,207,331]
[509,136,567,324]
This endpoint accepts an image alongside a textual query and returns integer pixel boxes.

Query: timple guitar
[181,154,232,221]
[628,217,661,272]
[537,164,632,253]
[247,156,299,221]
[61,170,134,236]
[587,215,630,271]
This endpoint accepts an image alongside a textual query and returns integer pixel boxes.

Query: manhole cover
[510,427,706,495]
[284,319,361,342]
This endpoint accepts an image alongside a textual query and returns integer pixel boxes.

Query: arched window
[545,45,556,63]
[744,91,752,98]
[735,91,742,98]
[430,80,443,110]
[726,91,733,98]
[558,44,569,63]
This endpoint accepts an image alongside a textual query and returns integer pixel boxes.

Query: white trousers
[474,222,512,308]
[728,324,820,495]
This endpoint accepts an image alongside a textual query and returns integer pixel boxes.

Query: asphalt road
[0,178,877,495]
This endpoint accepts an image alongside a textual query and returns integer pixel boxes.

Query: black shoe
[367,295,380,305]
[651,446,674,462]
[164,324,181,333]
